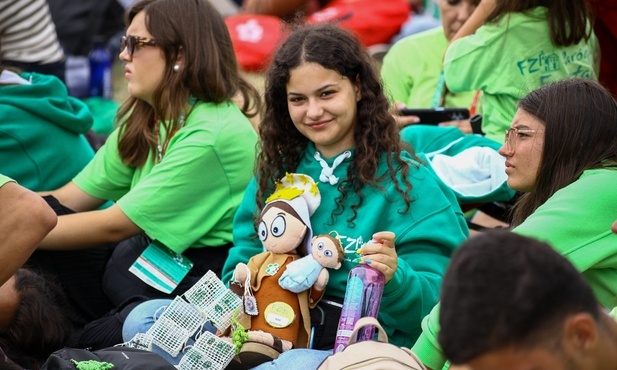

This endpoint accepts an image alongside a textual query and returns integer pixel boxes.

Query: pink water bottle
[333,264,385,353]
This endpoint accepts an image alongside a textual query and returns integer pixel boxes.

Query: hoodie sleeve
[412,303,448,370]
[377,165,468,348]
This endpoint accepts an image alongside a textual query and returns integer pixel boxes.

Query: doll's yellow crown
[266,187,304,203]
[265,173,321,215]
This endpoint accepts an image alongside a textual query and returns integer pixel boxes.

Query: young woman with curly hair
[219,23,469,369]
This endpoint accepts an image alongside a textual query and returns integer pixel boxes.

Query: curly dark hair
[256,24,414,226]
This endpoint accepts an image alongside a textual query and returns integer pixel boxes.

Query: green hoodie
[0,71,94,191]
[222,142,469,348]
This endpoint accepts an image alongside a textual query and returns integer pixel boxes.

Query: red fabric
[306,0,410,46]
[225,14,289,72]
[227,0,410,72]
[590,0,617,96]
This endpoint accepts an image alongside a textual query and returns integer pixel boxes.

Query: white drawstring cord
[314,150,351,185]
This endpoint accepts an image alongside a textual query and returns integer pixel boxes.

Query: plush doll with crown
[231,173,322,368]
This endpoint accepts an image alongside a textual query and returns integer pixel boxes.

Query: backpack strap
[347,317,388,345]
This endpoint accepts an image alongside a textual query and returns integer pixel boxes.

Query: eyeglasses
[120,35,157,57]
[504,127,544,148]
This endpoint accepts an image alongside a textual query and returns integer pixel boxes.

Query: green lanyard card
[129,240,194,294]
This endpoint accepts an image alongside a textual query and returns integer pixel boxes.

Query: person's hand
[314,269,330,291]
[390,102,420,130]
[234,262,249,283]
[358,231,398,283]
[438,119,472,134]
[611,219,617,234]
[449,0,496,45]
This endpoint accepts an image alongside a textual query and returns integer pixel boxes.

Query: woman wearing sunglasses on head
[412,78,617,370]
[34,0,261,347]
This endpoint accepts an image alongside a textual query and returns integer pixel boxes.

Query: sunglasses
[120,35,157,57]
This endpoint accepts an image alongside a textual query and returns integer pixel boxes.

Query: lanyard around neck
[431,70,447,108]
[432,70,482,115]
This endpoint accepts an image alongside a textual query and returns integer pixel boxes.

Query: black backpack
[41,347,175,370]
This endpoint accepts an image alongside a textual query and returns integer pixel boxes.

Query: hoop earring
[173,64,180,72]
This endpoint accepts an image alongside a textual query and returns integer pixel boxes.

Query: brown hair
[511,79,617,226]
[314,234,345,264]
[260,201,304,225]
[117,0,261,166]
[259,200,309,255]
[487,0,593,46]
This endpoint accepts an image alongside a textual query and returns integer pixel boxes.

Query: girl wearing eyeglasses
[33,0,261,347]
[414,78,617,370]
[443,0,598,143]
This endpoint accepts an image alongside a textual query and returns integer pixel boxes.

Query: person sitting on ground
[444,0,598,142]
[222,22,468,369]
[439,230,617,370]
[412,78,617,370]
[382,0,517,231]
[31,0,261,349]
[382,0,480,132]
[123,22,468,369]
[0,175,60,370]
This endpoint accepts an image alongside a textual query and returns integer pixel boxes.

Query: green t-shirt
[222,142,469,348]
[382,27,478,111]
[73,101,258,254]
[444,7,599,142]
[515,169,617,306]
[413,169,617,369]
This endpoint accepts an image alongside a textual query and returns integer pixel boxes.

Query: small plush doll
[231,173,321,367]
[279,233,345,294]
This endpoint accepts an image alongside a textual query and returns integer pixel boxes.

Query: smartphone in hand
[399,107,470,124]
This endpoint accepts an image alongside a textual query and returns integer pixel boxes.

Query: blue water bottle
[89,36,112,99]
